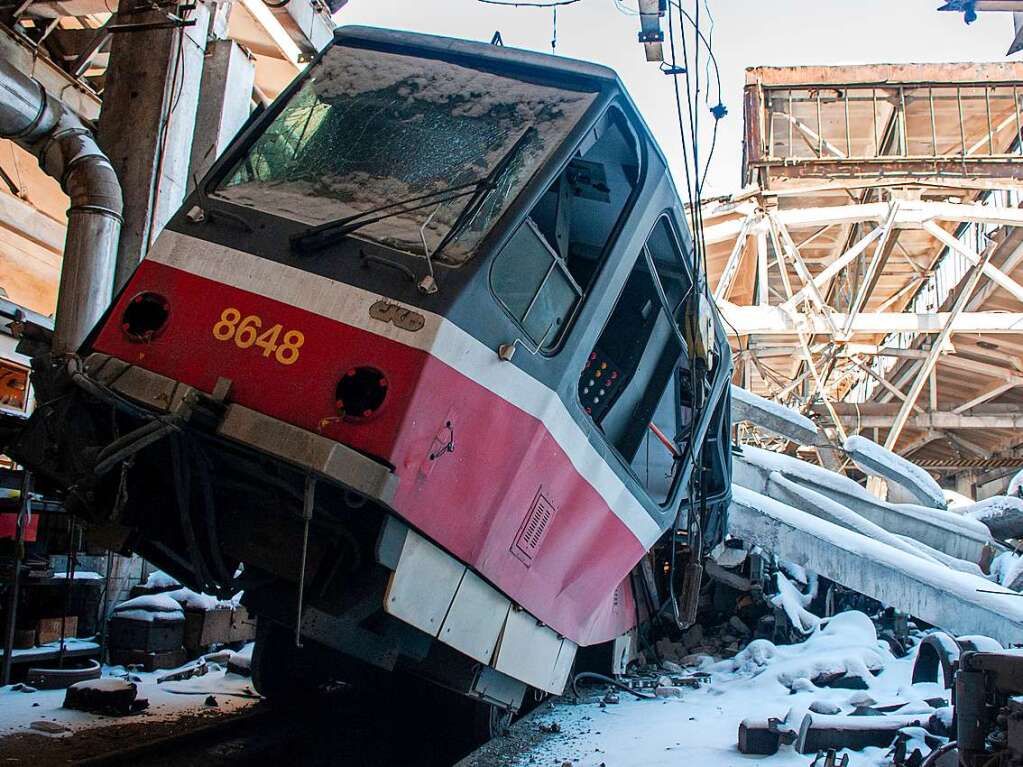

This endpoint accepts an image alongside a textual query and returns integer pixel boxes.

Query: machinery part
[796,713,927,754]
[570,671,654,701]
[0,58,122,353]
[955,651,1023,767]
[26,659,102,690]
[911,632,961,689]
[250,618,324,702]
[920,741,957,767]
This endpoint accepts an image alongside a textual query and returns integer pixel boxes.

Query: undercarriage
[1,351,528,719]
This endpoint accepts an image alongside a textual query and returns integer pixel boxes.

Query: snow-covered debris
[64,677,143,715]
[766,470,943,566]
[944,489,975,508]
[736,444,992,563]
[962,495,1023,540]
[990,551,1023,590]
[511,609,956,767]
[111,593,185,623]
[1009,467,1023,497]
[844,435,946,510]
[770,571,819,636]
[143,570,181,590]
[729,485,1023,646]
[164,587,234,612]
[730,385,819,445]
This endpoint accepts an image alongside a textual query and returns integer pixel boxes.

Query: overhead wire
[477,0,581,6]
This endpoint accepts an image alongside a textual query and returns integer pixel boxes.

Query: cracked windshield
[214,46,597,264]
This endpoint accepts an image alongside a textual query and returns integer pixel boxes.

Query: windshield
[213,46,598,265]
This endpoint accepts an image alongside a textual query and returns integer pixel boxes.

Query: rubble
[63,678,147,716]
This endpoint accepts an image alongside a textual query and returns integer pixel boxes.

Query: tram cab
[4,27,732,716]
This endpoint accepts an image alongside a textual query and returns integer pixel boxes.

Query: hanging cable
[477,0,580,6]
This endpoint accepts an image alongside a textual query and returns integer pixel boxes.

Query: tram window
[491,221,582,349]
[491,105,640,351]
[581,216,693,504]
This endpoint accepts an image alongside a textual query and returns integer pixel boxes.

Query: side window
[581,217,694,503]
[492,106,640,351]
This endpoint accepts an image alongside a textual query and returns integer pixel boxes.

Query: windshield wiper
[289,127,537,256]
[290,182,484,255]
[430,127,536,261]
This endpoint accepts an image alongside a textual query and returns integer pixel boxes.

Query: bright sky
[336,0,1013,199]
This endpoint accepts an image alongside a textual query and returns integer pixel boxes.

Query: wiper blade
[290,182,481,255]
[431,127,537,260]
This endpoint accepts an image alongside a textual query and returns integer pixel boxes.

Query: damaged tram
[3,27,732,724]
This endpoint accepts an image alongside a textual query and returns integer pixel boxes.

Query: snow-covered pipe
[0,57,122,354]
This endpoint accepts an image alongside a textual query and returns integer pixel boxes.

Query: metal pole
[294,474,316,648]
[2,471,31,686]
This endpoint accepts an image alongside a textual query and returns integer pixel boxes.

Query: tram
[3,26,732,726]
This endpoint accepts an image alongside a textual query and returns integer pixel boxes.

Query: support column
[189,39,255,188]
[98,0,212,291]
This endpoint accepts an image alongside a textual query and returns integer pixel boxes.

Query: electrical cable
[477,0,580,6]
[571,671,655,700]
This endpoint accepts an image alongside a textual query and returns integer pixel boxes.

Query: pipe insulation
[0,56,122,353]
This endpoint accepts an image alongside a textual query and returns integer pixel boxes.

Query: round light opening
[335,367,388,421]
[121,292,170,342]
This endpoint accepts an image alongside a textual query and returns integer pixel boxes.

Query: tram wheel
[474,699,513,742]
[251,619,322,702]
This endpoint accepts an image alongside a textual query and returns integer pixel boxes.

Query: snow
[963,495,1023,539]
[68,678,134,693]
[0,643,257,739]
[944,490,975,508]
[730,385,819,442]
[111,593,185,623]
[766,470,943,566]
[729,485,1023,643]
[164,587,233,612]
[844,435,946,510]
[1009,467,1023,497]
[143,570,181,590]
[770,572,819,635]
[4,638,99,660]
[52,571,103,581]
[515,611,946,767]
[990,551,1023,589]
[738,444,992,545]
[111,609,184,624]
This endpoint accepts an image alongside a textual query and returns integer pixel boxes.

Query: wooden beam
[836,413,1023,429]
[924,221,1023,306]
[0,191,64,254]
[719,305,1023,335]
[952,381,1018,413]
[884,245,993,450]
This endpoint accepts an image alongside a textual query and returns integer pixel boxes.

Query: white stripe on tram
[147,230,663,549]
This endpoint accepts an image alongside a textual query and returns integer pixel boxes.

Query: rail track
[69,686,477,767]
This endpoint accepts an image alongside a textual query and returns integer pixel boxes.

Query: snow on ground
[516,614,941,767]
[0,644,257,739]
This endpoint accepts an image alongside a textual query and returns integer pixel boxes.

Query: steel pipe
[0,57,122,353]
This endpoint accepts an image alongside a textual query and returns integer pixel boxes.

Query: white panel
[384,531,465,637]
[549,638,578,695]
[493,608,564,694]
[439,570,510,665]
